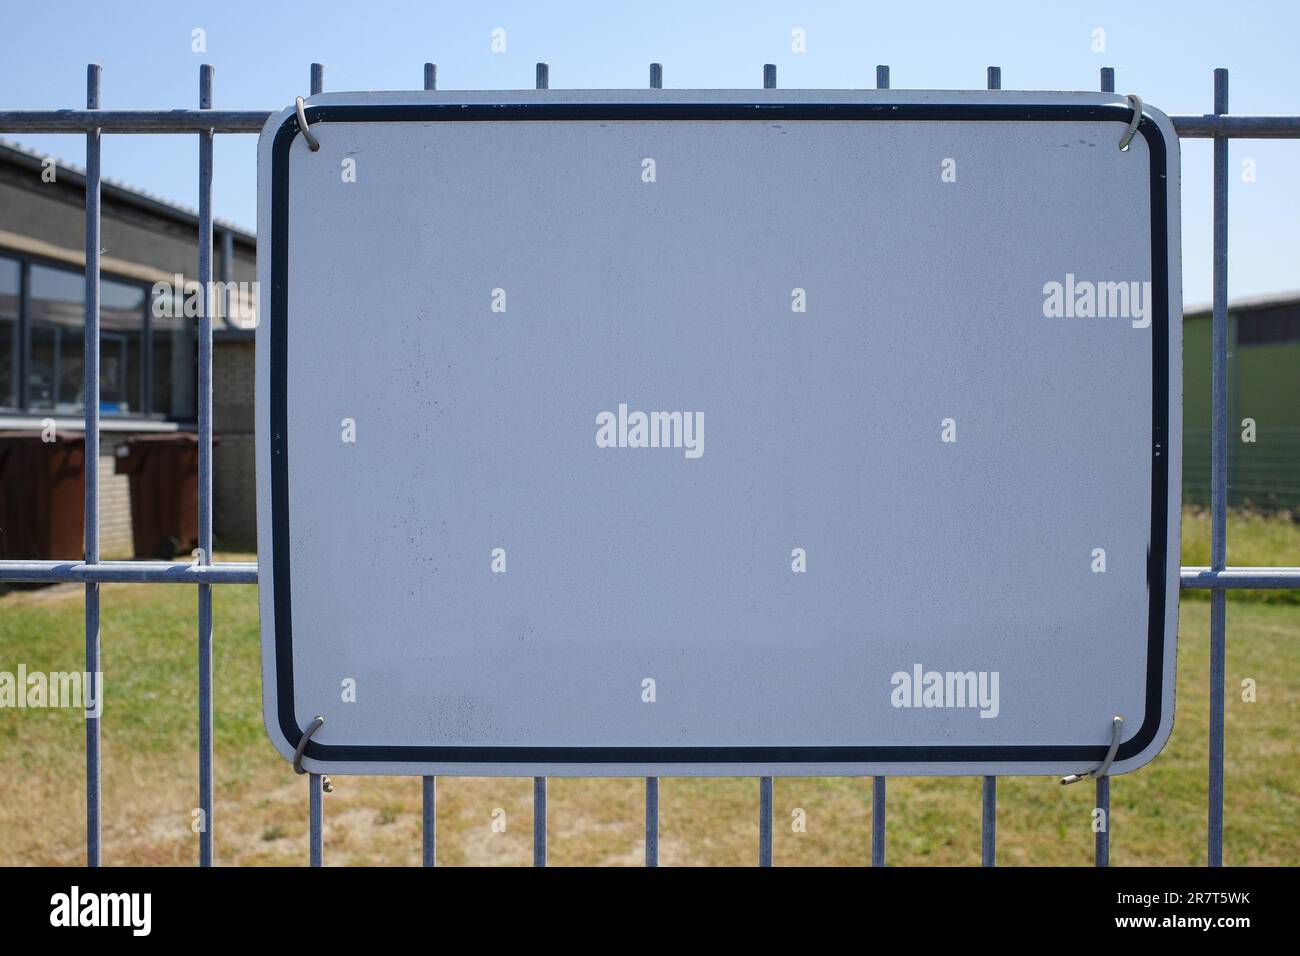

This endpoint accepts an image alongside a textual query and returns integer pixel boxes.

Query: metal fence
[1,61,1298,869]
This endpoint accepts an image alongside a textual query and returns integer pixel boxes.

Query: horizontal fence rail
[0,110,271,132]
[5,563,1300,589]
[1,111,1299,138]
[1181,568,1300,589]
[0,562,257,584]
[0,61,1296,869]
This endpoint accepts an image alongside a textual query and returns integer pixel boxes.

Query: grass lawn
[1,510,1297,866]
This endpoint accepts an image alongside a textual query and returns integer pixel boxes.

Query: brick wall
[49,342,258,559]
[99,434,132,557]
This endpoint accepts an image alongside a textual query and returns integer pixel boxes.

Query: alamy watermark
[890,663,1000,718]
[1042,274,1152,329]
[0,665,102,718]
[596,403,704,459]
[50,886,150,935]
[151,275,259,325]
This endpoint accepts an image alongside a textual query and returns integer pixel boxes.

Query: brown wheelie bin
[113,433,215,559]
[0,431,86,559]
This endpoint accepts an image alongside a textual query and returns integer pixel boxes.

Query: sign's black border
[270,101,1171,767]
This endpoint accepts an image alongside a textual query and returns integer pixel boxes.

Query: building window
[28,263,87,412]
[0,253,193,421]
[101,279,146,414]
[150,290,197,420]
[1237,306,1300,346]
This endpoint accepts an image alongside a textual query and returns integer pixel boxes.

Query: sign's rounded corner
[262,703,301,766]
[259,102,301,145]
[1137,101,1180,164]
[1112,707,1176,776]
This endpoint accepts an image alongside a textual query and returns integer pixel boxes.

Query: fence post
[981,777,997,866]
[83,61,103,869]
[642,56,663,870]
[304,60,327,870]
[645,777,659,866]
[533,776,547,866]
[979,62,1003,869]
[309,774,323,866]
[1096,776,1111,866]
[531,62,549,866]
[1092,62,1118,871]
[197,62,216,868]
[422,776,436,866]
[759,776,774,867]
[403,65,429,847]
[872,777,886,866]
[1208,67,1230,868]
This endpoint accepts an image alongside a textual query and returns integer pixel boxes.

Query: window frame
[0,249,194,422]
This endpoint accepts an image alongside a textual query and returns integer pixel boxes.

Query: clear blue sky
[2,0,1297,306]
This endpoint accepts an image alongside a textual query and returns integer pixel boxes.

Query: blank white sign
[257,90,1181,777]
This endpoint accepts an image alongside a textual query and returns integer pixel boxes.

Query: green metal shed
[1183,292,1300,511]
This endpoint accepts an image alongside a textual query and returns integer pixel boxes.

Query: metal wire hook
[1119,94,1143,151]
[1060,715,1125,784]
[293,715,324,774]
[294,96,320,152]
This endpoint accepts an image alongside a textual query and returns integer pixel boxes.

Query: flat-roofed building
[0,138,256,555]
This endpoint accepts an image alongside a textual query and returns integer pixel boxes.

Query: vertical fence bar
[530,131,547,842]
[1097,58,1117,875]
[533,776,547,866]
[650,62,663,89]
[197,62,216,868]
[1095,776,1111,866]
[17,261,29,409]
[83,62,102,869]
[871,777,886,866]
[422,776,436,867]
[876,64,889,90]
[758,776,773,867]
[306,61,325,867]
[1208,67,1230,868]
[758,54,777,868]
[976,63,1002,872]
[309,774,323,866]
[414,74,433,848]
[535,62,549,90]
[981,777,996,866]
[645,776,659,866]
[970,52,1013,863]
